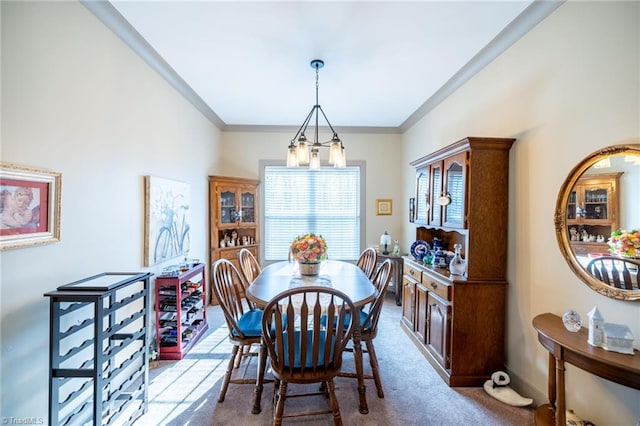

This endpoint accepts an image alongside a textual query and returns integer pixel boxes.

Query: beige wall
[220,131,404,255]
[1,1,221,419]
[402,2,639,424]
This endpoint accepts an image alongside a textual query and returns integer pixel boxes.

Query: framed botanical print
[0,163,62,250]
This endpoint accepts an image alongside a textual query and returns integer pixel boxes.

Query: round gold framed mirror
[555,144,640,301]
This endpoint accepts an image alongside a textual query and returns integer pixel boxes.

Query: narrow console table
[532,313,640,426]
[376,252,404,305]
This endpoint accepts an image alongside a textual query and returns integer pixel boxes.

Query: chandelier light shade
[286,59,346,169]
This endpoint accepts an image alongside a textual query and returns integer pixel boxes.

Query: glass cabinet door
[415,168,429,224]
[564,174,620,253]
[240,190,256,224]
[443,154,466,228]
[219,189,237,224]
[567,183,611,223]
[567,190,577,220]
[429,162,443,226]
[583,184,610,221]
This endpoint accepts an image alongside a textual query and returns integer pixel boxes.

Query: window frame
[259,160,367,265]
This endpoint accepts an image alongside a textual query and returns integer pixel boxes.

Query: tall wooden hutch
[402,136,515,387]
[209,176,260,303]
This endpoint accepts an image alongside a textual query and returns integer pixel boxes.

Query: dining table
[246,259,378,414]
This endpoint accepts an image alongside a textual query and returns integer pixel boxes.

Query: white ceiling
[88,1,560,132]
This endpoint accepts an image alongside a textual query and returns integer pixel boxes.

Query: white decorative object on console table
[602,323,635,354]
[562,309,582,332]
[586,306,635,354]
[587,306,605,346]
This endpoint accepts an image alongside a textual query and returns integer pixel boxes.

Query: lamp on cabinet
[380,231,392,255]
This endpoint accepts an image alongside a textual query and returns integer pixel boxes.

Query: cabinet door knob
[430,282,437,290]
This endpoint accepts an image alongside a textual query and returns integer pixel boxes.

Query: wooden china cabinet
[209,176,260,304]
[565,173,621,257]
[402,136,515,387]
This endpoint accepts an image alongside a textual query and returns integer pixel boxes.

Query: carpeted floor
[134,293,535,425]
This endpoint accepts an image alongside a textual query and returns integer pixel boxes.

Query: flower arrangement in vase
[290,233,327,276]
[608,229,640,258]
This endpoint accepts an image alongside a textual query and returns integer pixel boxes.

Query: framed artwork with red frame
[0,163,62,250]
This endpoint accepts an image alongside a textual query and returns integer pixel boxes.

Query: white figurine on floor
[483,371,533,407]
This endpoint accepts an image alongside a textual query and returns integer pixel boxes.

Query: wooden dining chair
[238,248,262,285]
[261,286,356,426]
[339,258,393,398]
[356,247,378,279]
[235,248,263,364]
[586,256,640,290]
[211,259,270,414]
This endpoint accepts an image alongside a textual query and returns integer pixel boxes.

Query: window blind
[416,172,428,223]
[446,166,464,223]
[263,165,361,261]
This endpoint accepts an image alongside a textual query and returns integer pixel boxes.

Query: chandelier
[286,59,346,169]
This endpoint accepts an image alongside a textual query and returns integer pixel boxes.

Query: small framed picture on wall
[375,199,392,216]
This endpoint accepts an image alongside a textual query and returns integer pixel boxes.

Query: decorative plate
[410,240,430,261]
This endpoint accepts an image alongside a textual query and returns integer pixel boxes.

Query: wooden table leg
[352,326,369,414]
[555,357,566,426]
[534,351,559,425]
[548,352,556,409]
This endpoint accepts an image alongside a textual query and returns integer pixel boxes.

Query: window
[261,163,363,261]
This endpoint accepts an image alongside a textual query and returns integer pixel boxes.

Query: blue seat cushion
[320,308,368,329]
[278,330,336,368]
[232,309,263,337]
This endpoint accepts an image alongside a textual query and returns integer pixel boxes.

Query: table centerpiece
[608,229,640,258]
[290,233,327,276]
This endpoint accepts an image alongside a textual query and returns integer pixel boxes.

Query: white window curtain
[262,164,362,261]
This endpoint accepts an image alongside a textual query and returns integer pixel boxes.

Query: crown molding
[222,124,400,134]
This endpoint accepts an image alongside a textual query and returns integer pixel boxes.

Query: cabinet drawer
[421,274,451,301]
[404,263,422,282]
[220,246,257,261]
